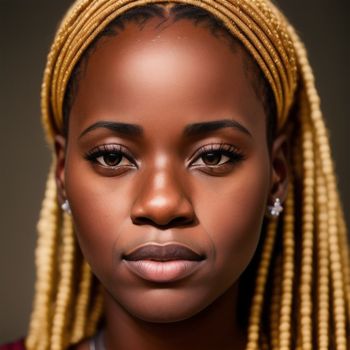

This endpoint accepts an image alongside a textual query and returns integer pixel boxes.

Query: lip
[122,243,205,283]
[123,243,204,261]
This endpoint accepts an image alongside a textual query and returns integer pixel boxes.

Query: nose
[131,167,195,228]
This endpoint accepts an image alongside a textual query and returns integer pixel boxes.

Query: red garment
[0,339,25,350]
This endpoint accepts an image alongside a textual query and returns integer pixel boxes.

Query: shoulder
[0,339,26,350]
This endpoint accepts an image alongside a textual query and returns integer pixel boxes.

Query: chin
[132,310,197,324]
[114,287,216,324]
[131,303,202,324]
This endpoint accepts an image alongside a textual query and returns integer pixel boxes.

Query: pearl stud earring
[61,199,72,214]
[268,198,283,217]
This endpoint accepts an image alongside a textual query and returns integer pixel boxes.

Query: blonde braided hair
[26,0,350,349]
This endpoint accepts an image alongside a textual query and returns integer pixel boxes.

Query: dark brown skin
[55,18,288,350]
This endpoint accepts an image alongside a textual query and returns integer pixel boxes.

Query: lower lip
[123,259,203,283]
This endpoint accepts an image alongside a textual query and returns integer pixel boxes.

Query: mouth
[122,244,205,283]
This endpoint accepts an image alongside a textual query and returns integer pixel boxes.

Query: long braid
[338,206,350,319]
[328,180,347,350]
[315,150,329,350]
[246,219,278,350]
[299,105,315,350]
[279,181,295,350]
[269,254,282,350]
[26,166,59,350]
[71,261,93,343]
[50,213,75,350]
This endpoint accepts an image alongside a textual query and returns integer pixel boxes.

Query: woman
[2,0,349,349]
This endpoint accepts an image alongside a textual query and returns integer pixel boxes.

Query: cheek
[194,154,270,279]
[64,157,132,273]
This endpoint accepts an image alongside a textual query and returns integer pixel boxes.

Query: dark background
[0,0,349,343]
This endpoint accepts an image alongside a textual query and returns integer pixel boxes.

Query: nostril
[132,215,195,228]
[170,216,194,226]
[132,216,153,226]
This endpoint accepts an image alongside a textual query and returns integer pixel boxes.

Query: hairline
[62,3,276,150]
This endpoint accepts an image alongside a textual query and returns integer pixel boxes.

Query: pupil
[104,153,122,166]
[203,152,220,165]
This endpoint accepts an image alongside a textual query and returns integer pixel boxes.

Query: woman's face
[56,18,278,323]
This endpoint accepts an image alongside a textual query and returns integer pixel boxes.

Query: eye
[85,144,136,169]
[197,151,231,166]
[191,143,245,170]
[96,152,125,167]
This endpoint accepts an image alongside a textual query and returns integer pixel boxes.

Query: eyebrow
[183,119,252,138]
[79,118,252,139]
[79,121,143,139]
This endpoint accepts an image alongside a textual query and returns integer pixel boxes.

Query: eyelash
[84,143,245,172]
[85,144,136,169]
[190,143,245,168]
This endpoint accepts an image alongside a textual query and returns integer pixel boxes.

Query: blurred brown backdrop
[0,0,349,343]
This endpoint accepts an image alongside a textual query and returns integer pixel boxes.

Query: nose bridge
[131,156,194,226]
[139,158,186,209]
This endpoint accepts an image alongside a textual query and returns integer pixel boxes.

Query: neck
[102,284,246,350]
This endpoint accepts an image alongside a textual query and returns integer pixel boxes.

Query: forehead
[69,18,266,140]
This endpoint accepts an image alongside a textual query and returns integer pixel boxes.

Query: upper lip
[123,244,205,262]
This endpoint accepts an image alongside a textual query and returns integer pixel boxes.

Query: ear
[269,133,289,204]
[54,135,67,206]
